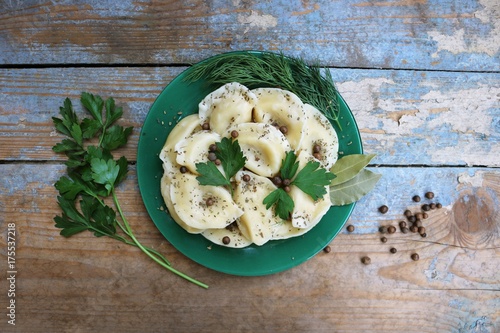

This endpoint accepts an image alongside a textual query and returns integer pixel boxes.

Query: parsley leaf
[293,160,336,201]
[263,188,294,220]
[52,92,207,289]
[263,151,336,219]
[195,137,246,191]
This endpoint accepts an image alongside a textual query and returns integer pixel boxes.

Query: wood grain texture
[0,164,498,333]
[1,67,498,166]
[0,0,499,71]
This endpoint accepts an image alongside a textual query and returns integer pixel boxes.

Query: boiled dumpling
[175,131,221,175]
[252,88,306,150]
[299,104,339,169]
[198,82,256,135]
[160,174,204,234]
[201,223,253,248]
[169,172,243,230]
[160,114,202,176]
[228,123,290,178]
[233,171,282,246]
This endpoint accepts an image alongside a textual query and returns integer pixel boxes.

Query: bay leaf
[330,154,376,186]
[329,169,381,206]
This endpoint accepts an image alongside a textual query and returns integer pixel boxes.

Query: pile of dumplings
[160,82,339,248]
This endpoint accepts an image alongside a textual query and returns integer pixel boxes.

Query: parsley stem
[111,189,208,289]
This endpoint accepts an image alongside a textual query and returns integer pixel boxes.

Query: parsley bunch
[263,151,336,220]
[52,93,207,289]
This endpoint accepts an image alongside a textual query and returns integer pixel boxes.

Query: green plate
[137,51,362,276]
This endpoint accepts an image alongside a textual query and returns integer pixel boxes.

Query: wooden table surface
[1,1,499,332]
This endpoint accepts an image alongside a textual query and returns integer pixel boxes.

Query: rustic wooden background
[0,0,499,332]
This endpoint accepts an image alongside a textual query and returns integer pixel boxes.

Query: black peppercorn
[413,195,421,202]
[411,253,419,261]
[404,209,412,218]
[361,256,371,265]
[283,179,291,186]
[425,192,435,199]
[415,212,423,220]
[410,225,418,233]
[399,221,407,229]
[323,245,331,253]
[390,248,397,254]
[401,227,409,234]
[418,226,426,235]
[209,143,217,152]
[379,226,388,234]
[284,185,291,193]
[388,226,396,234]
[202,122,210,130]
[436,203,442,209]
[231,130,239,138]
[208,152,217,161]
[272,176,282,186]
[347,225,355,233]
[214,159,221,165]
[430,203,437,210]
[415,220,422,228]
[421,233,427,238]
[180,166,188,173]
[242,174,251,182]
[379,205,389,214]
[408,215,417,223]
[423,212,429,219]
[313,144,321,153]
[279,125,288,134]
[222,236,230,245]
[381,236,388,243]
[422,204,430,211]
[313,152,322,160]
[206,198,214,206]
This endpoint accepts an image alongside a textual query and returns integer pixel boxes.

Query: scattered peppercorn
[279,125,288,134]
[347,225,355,233]
[379,205,389,214]
[272,176,282,186]
[242,174,251,182]
[390,248,397,254]
[421,233,427,238]
[436,203,442,209]
[399,221,407,229]
[313,152,322,160]
[361,256,371,265]
[404,209,412,218]
[209,143,217,152]
[284,185,291,193]
[401,227,409,234]
[283,179,291,186]
[206,198,214,206]
[408,215,416,223]
[180,166,188,173]
[423,212,428,219]
[222,236,230,245]
[415,220,422,228]
[313,144,321,153]
[422,204,430,211]
[430,203,437,210]
[231,130,239,138]
[388,226,396,234]
[411,253,419,261]
[323,245,331,253]
[425,192,435,199]
[379,226,388,234]
[415,212,423,220]
[208,152,217,161]
[413,195,421,202]
[410,225,418,233]
[215,159,221,166]
[381,236,388,243]
[202,123,210,130]
[418,226,426,235]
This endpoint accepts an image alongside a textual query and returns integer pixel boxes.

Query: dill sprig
[183,52,342,129]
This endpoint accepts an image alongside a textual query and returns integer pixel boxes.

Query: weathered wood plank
[0,164,498,332]
[0,0,498,71]
[1,67,498,166]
